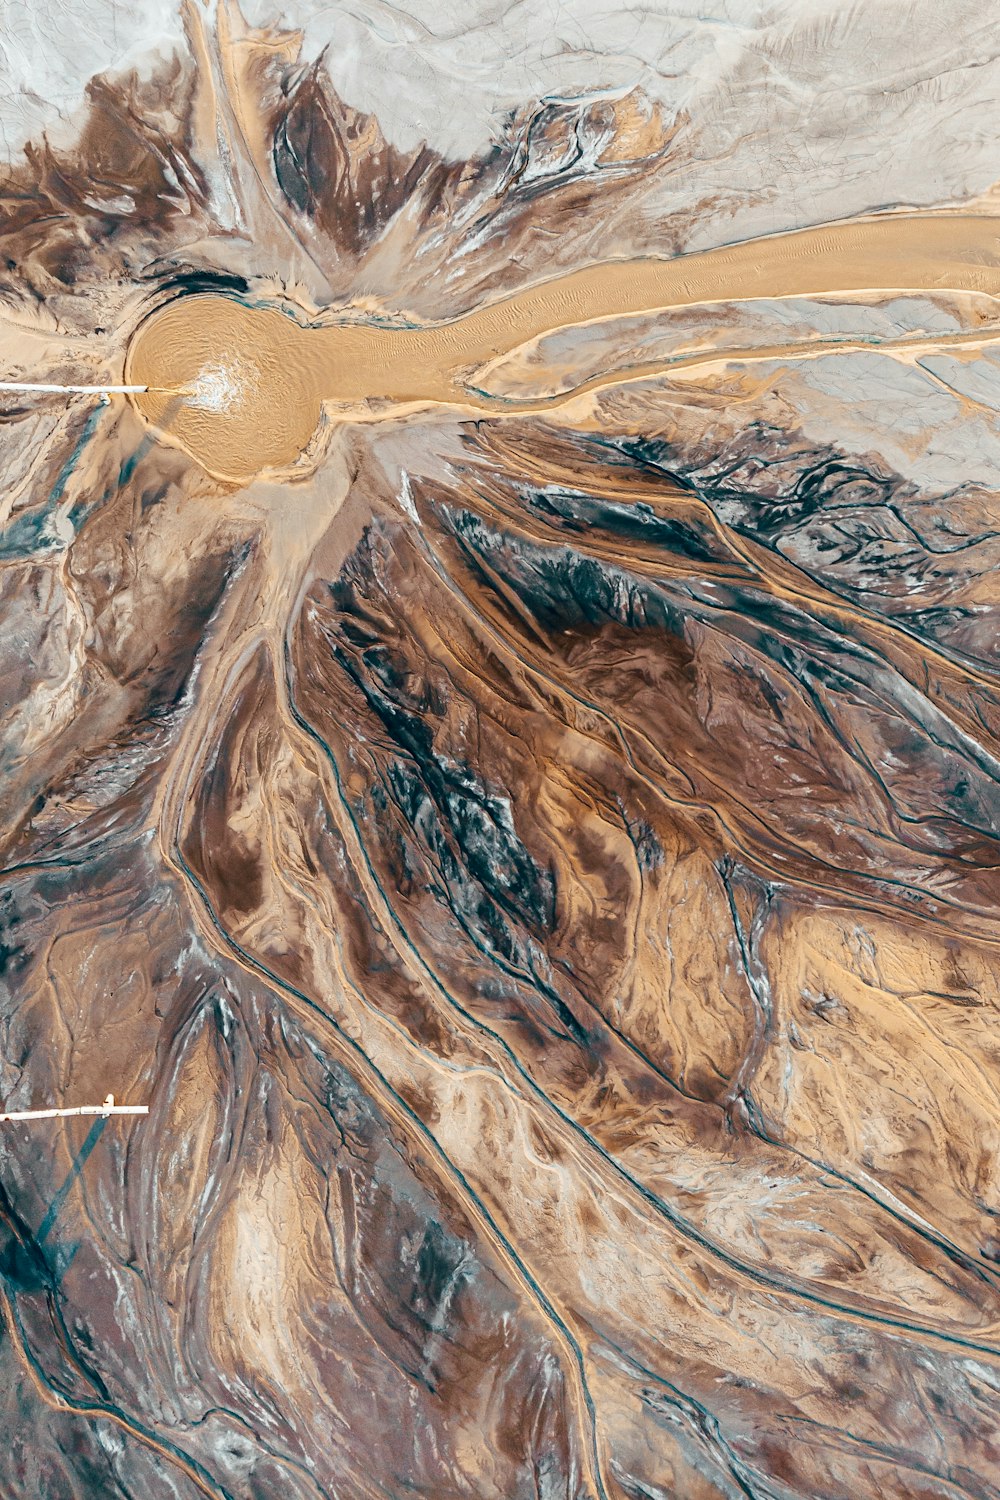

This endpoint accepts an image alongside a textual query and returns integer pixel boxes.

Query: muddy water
[127,211,1000,481]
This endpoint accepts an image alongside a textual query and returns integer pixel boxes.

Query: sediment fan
[4,1,1000,1494]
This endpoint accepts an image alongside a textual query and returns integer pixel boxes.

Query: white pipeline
[0,1095,148,1123]
[0,381,148,395]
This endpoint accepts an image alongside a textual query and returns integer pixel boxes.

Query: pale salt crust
[3,0,1000,250]
[0,0,185,161]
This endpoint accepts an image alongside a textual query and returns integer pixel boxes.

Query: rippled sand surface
[5,3,1000,1497]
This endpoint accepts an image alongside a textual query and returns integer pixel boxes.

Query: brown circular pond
[125,295,326,484]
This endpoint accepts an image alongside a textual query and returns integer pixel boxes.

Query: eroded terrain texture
[3,2,1000,1497]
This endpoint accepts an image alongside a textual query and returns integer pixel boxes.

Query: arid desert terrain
[3,2,1000,1496]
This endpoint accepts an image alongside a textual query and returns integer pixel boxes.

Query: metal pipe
[0,381,148,395]
[0,1095,148,1123]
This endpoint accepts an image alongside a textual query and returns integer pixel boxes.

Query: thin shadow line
[35,1116,108,1247]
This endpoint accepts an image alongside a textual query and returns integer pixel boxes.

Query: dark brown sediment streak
[4,4,1000,1499]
